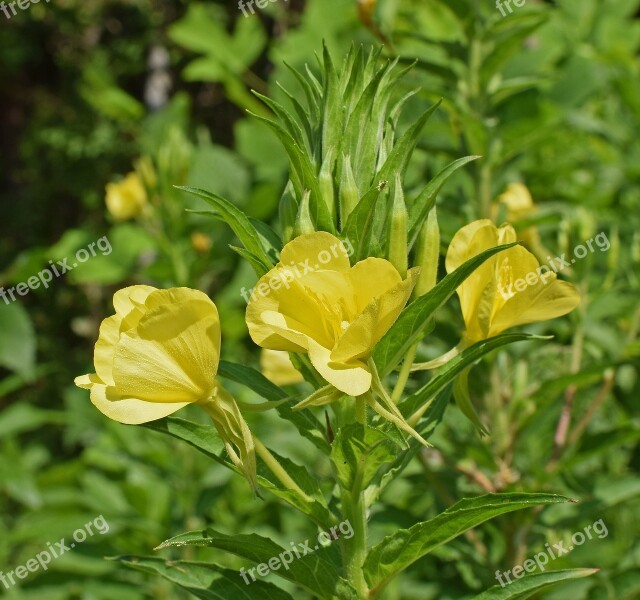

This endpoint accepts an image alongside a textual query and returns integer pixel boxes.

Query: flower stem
[341,475,368,598]
[391,341,419,403]
[254,438,311,501]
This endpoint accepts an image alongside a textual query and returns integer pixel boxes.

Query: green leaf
[342,183,387,260]
[377,101,442,184]
[364,493,576,593]
[155,529,358,600]
[144,416,334,528]
[178,186,274,276]
[217,361,329,453]
[251,114,334,233]
[472,568,599,600]
[373,241,519,375]
[400,333,548,421]
[218,360,288,401]
[144,417,226,464]
[407,155,481,249]
[0,302,36,377]
[330,424,397,491]
[118,556,295,600]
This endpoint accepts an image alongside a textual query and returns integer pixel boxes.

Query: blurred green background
[1,0,639,598]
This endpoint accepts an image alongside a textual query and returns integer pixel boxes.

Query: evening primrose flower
[74,285,256,488]
[260,349,303,386]
[246,232,418,397]
[105,172,147,221]
[446,219,580,344]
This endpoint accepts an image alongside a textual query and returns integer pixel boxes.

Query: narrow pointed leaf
[408,155,481,249]
[117,556,295,600]
[364,493,576,592]
[178,186,274,272]
[154,529,358,600]
[472,568,599,600]
[400,333,548,420]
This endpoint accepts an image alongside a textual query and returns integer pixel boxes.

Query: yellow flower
[246,232,418,396]
[446,219,580,344]
[74,285,220,424]
[75,285,257,489]
[260,349,303,386]
[105,173,147,221]
[495,183,542,251]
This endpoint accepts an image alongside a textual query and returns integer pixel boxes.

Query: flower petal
[112,290,220,403]
[331,268,418,365]
[307,339,372,396]
[89,383,190,424]
[279,231,351,272]
[93,314,121,385]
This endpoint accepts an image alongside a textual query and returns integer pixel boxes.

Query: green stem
[341,477,368,598]
[254,438,311,501]
[391,341,419,403]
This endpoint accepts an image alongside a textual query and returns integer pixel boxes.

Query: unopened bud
[294,189,315,237]
[279,181,298,244]
[388,174,408,277]
[319,147,336,224]
[413,206,440,297]
[339,154,360,226]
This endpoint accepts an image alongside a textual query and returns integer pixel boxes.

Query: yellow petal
[112,289,220,403]
[247,276,321,351]
[307,338,372,396]
[93,314,121,386]
[331,268,418,365]
[260,349,303,386]
[348,258,403,313]
[491,248,580,335]
[279,231,351,272]
[74,373,102,389]
[89,383,190,424]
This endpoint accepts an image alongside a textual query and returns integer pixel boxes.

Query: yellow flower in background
[260,349,303,386]
[246,232,418,396]
[446,220,580,344]
[75,285,220,424]
[105,172,147,221]
[495,182,542,251]
[496,183,536,221]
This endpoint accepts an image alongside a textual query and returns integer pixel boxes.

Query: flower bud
[105,173,147,221]
[413,206,440,297]
[319,146,336,224]
[279,181,298,244]
[339,154,360,226]
[388,174,408,277]
[294,190,315,237]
